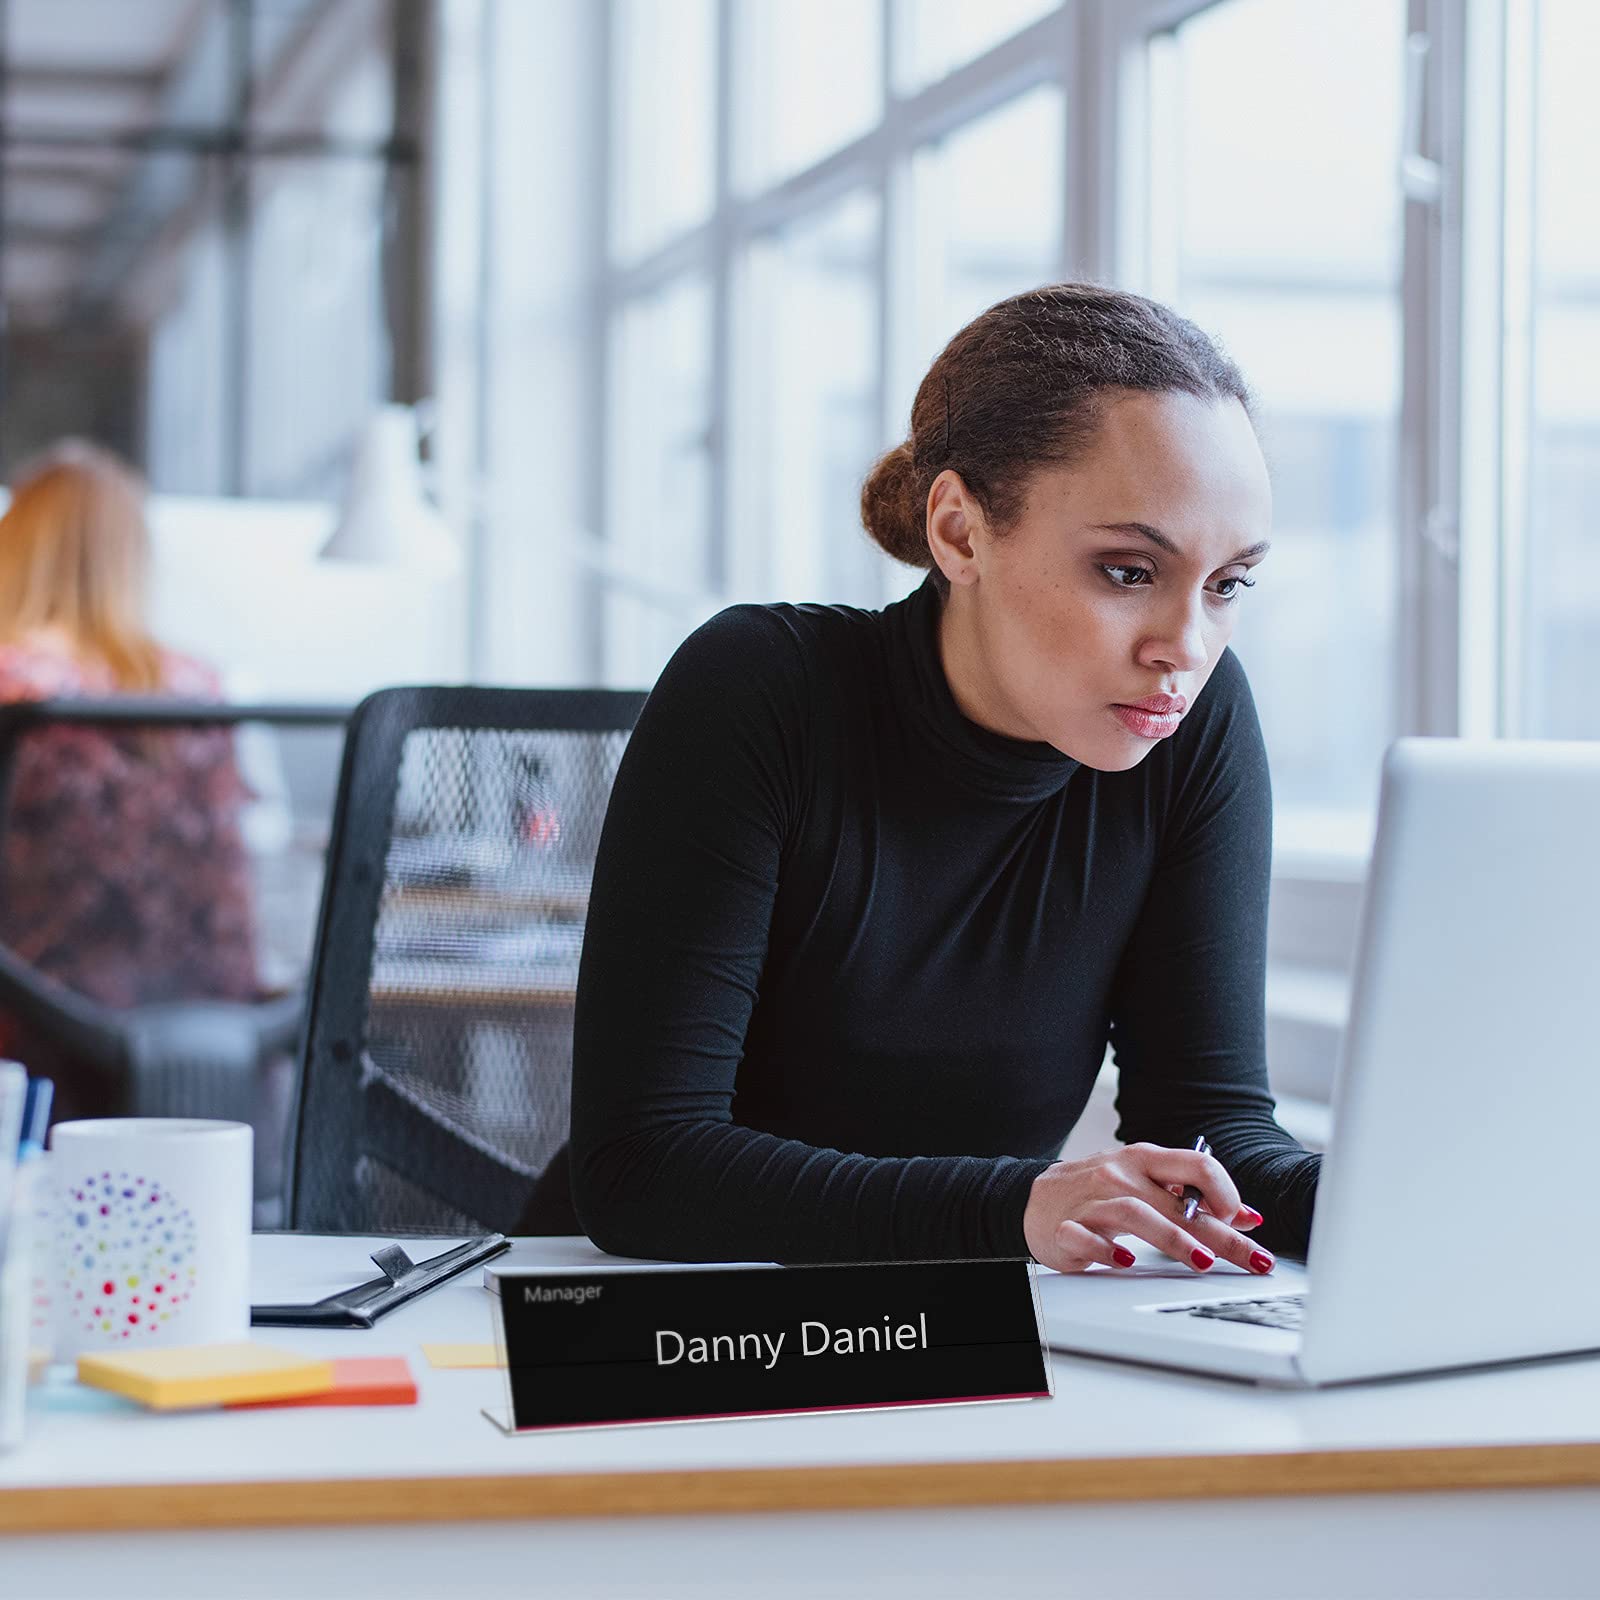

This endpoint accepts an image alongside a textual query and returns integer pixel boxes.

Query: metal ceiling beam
[63,0,417,320]
[2,66,165,95]
[0,122,415,158]
[0,162,122,189]
[26,0,215,316]
[384,0,434,407]
[3,220,96,247]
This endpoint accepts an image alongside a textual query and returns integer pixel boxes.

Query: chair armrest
[0,944,125,1069]
[358,1062,542,1234]
[122,999,305,1122]
[252,990,307,1058]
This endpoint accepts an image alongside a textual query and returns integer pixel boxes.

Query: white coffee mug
[47,1119,253,1359]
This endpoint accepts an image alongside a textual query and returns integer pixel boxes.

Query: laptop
[1040,736,1600,1388]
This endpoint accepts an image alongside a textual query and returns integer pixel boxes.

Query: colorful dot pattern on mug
[60,1170,200,1339]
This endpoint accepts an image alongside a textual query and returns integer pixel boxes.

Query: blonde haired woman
[0,438,181,692]
[0,439,258,1118]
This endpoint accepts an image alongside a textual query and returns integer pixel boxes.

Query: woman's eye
[1098,564,1258,603]
[1100,564,1152,588]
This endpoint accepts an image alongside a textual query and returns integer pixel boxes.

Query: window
[901,84,1066,425]
[729,190,883,604]
[445,0,1600,1114]
[594,0,1070,674]
[1525,0,1600,740]
[244,140,391,499]
[610,0,717,265]
[1135,0,1412,1110]
[602,274,715,687]
[893,0,1061,94]
[132,3,400,498]
[732,0,883,193]
[1146,0,1406,836]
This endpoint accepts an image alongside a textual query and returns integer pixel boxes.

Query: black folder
[252,1234,512,1328]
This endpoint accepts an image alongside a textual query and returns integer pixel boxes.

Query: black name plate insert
[490,1258,1051,1432]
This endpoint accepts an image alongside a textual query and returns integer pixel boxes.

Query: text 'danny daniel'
[518,1289,933,1373]
[654,1315,932,1370]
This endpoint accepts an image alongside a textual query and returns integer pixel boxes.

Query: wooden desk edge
[6,1443,1600,1535]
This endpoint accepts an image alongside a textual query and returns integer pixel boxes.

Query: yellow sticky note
[422,1342,504,1369]
[76,1343,335,1411]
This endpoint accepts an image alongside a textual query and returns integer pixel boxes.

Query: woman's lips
[1112,703,1182,739]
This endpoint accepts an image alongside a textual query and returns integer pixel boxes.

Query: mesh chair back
[287,686,646,1235]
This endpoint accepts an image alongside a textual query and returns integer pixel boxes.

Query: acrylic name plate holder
[485,1256,1052,1433]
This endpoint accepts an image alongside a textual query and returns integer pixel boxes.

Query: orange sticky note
[228,1356,417,1409]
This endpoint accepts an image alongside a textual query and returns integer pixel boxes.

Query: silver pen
[1180,1135,1210,1222]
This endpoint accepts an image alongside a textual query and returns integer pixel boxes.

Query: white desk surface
[4,1232,1600,1536]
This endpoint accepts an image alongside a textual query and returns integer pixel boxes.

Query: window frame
[593,0,1077,634]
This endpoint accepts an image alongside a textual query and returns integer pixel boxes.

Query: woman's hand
[1022,1142,1274,1275]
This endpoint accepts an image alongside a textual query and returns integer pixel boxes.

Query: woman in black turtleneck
[569,283,1321,1275]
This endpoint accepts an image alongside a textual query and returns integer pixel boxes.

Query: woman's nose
[1145,605,1211,675]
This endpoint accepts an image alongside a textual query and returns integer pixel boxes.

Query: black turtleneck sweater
[569,573,1321,1265]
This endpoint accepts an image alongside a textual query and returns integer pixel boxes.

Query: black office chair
[0,699,350,1220]
[284,685,647,1237]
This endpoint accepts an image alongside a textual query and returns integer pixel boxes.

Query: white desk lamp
[320,403,462,576]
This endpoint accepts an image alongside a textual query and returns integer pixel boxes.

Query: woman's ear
[926,469,983,590]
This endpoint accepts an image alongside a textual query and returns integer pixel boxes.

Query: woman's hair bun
[859,441,930,569]
[855,284,1256,589]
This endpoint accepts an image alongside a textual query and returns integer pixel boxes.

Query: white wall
[145,494,466,701]
[0,481,466,698]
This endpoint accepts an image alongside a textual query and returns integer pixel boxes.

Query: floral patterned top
[0,638,261,1021]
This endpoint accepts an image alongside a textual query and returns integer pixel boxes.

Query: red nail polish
[1190,1247,1214,1270]
[1250,1250,1274,1273]
[1113,1245,1136,1268]
[1238,1206,1264,1226]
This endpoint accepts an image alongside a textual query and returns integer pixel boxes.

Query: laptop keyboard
[1154,1293,1307,1331]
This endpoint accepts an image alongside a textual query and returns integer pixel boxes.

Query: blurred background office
[0,0,1594,1165]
